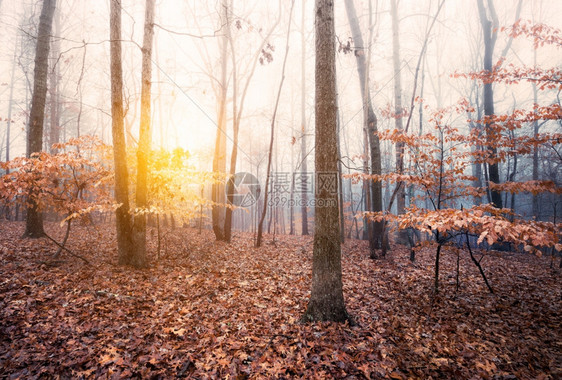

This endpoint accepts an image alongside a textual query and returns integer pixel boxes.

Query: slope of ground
[0,221,560,379]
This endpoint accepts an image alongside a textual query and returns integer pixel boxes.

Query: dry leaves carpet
[0,221,560,379]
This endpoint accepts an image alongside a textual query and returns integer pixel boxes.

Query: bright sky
[0,0,561,174]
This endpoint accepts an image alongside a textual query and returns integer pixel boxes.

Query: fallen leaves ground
[0,221,560,379]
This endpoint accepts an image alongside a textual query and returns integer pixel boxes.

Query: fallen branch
[43,230,91,265]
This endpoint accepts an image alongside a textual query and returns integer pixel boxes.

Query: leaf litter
[0,221,560,379]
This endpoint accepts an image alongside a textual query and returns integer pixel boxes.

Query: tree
[300,0,309,236]
[378,0,444,257]
[48,4,61,154]
[390,0,407,244]
[5,36,18,174]
[223,0,282,242]
[343,0,383,257]
[369,54,562,293]
[110,0,136,267]
[1,136,114,262]
[256,0,294,248]
[23,0,56,238]
[211,0,229,242]
[132,0,156,268]
[531,47,540,218]
[477,0,502,208]
[302,0,349,323]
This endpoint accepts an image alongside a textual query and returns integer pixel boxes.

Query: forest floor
[0,221,560,379]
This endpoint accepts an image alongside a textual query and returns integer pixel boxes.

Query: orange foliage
[365,90,560,252]
[0,136,114,223]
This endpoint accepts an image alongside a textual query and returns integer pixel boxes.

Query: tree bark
[223,0,236,242]
[336,104,345,243]
[470,84,483,205]
[300,0,309,236]
[132,0,155,268]
[24,0,56,238]
[532,50,540,219]
[302,0,349,323]
[48,4,60,154]
[5,40,18,220]
[211,0,229,241]
[391,0,408,244]
[477,0,502,209]
[110,0,135,266]
[344,0,383,255]
[6,39,17,170]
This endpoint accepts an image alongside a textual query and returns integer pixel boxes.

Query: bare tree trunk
[361,130,370,242]
[211,0,228,241]
[336,105,345,243]
[48,6,60,154]
[131,0,155,268]
[532,50,540,219]
[224,0,281,242]
[391,0,407,244]
[5,39,17,171]
[256,0,294,247]
[289,142,295,235]
[110,0,135,265]
[75,43,86,146]
[344,0,383,255]
[509,152,517,214]
[224,0,237,243]
[223,1,234,242]
[300,0,309,236]
[302,0,349,324]
[24,0,56,238]
[470,84,483,205]
[477,0,502,209]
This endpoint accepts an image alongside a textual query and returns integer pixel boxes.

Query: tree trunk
[391,0,408,244]
[477,0,502,209]
[223,0,281,242]
[532,50,540,219]
[6,39,17,171]
[300,0,309,236]
[289,145,295,235]
[344,0,383,255]
[470,86,484,206]
[302,0,349,323]
[132,0,155,269]
[211,0,229,241]
[24,0,56,238]
[470,85,483,205]
[209,0,282,242]
[336,106,345,243]
[48,5,60,154]
[110,0,135,265]
[223,3,236,242]
[256,0,294,248]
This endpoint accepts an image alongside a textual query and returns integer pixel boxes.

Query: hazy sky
[0,0,561,174]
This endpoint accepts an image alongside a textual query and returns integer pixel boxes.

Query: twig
[465,230,493,293]
[43,231,91,265]
[154,23,220,38]
[53,219,72,258]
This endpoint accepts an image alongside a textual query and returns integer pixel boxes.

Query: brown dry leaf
[0,222,560,379]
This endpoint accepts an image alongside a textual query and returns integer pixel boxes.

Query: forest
[0,0,561,378]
